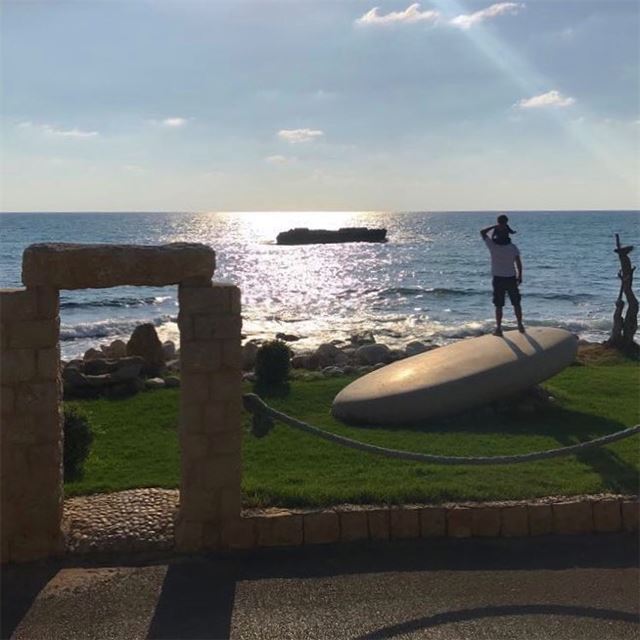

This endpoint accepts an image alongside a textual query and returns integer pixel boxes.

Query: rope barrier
[242,393,640,466]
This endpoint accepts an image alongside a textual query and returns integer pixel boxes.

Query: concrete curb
[223,495,639,550]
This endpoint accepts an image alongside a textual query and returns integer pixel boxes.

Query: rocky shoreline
[62,322,616,400]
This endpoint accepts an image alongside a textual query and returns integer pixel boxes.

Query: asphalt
[2,534,638,640]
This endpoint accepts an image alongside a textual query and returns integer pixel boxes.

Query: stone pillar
[175,281,242,551]
[1,287,63,563]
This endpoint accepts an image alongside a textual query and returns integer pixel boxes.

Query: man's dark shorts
[492,276,521,308]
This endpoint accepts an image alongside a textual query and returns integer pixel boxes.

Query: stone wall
[175,281,243,551]
[1,287,63,562]
[2,242,242,563]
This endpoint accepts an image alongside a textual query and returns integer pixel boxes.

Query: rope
[242,393,640,466]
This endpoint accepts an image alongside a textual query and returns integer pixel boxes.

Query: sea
[1,211,637,360]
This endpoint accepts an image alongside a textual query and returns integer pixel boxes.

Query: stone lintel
[22,243,215,289]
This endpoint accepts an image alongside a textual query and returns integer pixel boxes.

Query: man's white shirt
[483,237,520,277]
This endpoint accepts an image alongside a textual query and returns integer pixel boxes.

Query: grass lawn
[65,359,640,507]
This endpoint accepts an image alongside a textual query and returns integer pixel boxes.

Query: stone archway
[0,243,242,563]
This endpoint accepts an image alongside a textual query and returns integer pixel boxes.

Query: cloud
[17,121,99,138]
[356,3,440,26]
[265,155,288,164]
[516,90,576,109]
[161,117,187,128]
[277,128,324,143]
[450,2,524,30]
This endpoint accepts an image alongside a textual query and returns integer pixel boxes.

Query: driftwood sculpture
[607,234,638,355]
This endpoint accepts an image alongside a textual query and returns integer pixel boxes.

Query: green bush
[255,340,292,385]
[63,406,94,481]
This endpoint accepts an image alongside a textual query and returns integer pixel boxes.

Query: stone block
[179,402,205,435]
[447,507,473,538]
[367,509,390,540]
[222,518,257,550]
[175,519,204,552]
[181,433,210,460]
[621,500,639,533]
[528,504,553,536]
[501,505,529,537]
[37,347,60,380]
[178,283,231,314]
[0,288,38,322]
[390,508,420,539]
[229,286,241,315]
[5,411,61,444]
[304,511,340,545]
[256,513,303,547]
[219,486,241,519]
[8,319,59,349]
[177,312,195,342]
[22,243,215,289]
[202,521,222,548]
[221,340,242,369]
[180,341,222,373]
[1,385,15,414]
[178,489,220,521]
[35,287,59,319]
[210,371,241,400]
[179,373,211,404]
[339,510,369,542]
[593,499,622,533]
[203,455,242,490]
[552,501,593,534]
[15,381,59,414]
[212,429,242,455]
[419,507,446,538]
[0,349,36,383]
[471,507,501,537]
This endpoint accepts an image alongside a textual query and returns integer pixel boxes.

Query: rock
[357,365,374,375]
[342,365,357,375]
[355,343,392,366]
[315,343,342,367]
[110,356,144,381]
[242,341,259,371]
[83,348,102,361]
[164,376,180,388]
[165,358,180,373]
[372,362,387,370]
[83,358,111,376]
[162,341,176,361]
[145,377,166,390]
[350,332,376,346]
[405,341,430,357]
[101,339,127,359]
[291,355,307,369]
[275,333,301,342]
[22,242,215,289]
[389,349,405,361]
[127,324,165,376]
[322,366,344,377]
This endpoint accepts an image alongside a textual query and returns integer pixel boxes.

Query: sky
[1,0,639,212]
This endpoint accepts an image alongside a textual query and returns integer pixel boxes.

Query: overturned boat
[276,227,388,245]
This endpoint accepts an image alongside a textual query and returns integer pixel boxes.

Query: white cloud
[265,155,288,164]
[516,90,576,109]
[278,128,324,143]
[356,3,440,26]
[161,117,187,128]
[450,2,524,30]
[17,121,99,138]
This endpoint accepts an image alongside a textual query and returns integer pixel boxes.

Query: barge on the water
[276,227,387,245]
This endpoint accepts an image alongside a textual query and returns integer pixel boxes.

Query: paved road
[3,535,638,639]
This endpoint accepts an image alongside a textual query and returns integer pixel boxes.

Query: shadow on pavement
[355,604,639,639]
[2,534,638,640]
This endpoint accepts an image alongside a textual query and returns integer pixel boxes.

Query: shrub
[255,340,292,385]
[63,406,94,481]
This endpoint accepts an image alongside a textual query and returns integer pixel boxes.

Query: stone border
[220,495,639,550]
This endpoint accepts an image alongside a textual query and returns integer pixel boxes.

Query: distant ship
[276,227,388,245]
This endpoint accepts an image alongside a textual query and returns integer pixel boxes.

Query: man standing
[480,217,525,336]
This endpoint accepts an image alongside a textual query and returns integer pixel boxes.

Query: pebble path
[63,489,179,554]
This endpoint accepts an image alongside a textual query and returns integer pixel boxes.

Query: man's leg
[494,306,503,336]
[514,303,525,332]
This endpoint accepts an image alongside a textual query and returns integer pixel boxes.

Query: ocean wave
[377,286,479,298]
[60,295,173,309]
[60,315,176,341]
